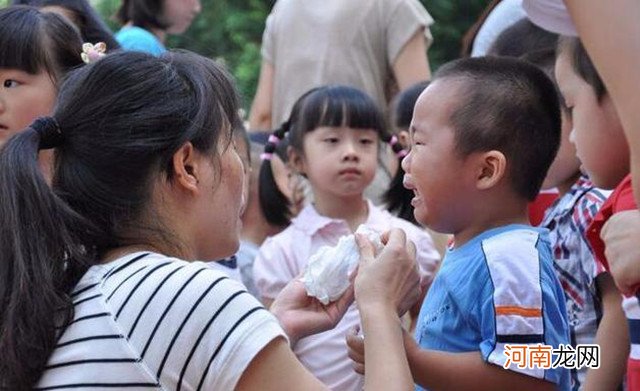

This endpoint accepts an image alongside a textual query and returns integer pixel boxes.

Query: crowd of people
[0,0,639,390]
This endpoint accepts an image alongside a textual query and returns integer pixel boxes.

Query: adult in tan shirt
[249,0,434,131]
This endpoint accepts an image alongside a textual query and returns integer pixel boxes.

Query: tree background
[2,0,492,108]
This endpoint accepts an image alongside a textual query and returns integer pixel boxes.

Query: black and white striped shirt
[36,252,285,390]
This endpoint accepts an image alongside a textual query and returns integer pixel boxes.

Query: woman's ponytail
[0,119,92,390]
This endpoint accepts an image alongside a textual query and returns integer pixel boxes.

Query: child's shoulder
[477,226,551,274]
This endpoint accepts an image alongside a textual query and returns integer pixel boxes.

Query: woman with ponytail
[0,51,421,391]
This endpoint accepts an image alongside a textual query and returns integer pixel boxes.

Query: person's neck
[313,193,368,232]
[125,21,166,43]
[151,27,166,43]
[452,198,530,249]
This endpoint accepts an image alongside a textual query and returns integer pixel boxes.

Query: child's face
[402,81,475,233]
[541,109,581,190]
[294,126,378,200]
[555,51,630,189]
[0,69,56,148]
[163,0,201,34]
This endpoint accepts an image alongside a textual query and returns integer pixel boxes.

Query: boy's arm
[347,331,556,391]
[584,273,629,390]
[403,333,557,391]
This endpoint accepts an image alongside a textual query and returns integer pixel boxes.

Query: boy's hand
[601,210,640,295]
[346,327,365,375]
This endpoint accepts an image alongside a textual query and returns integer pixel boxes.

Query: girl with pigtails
[254,85,441,390]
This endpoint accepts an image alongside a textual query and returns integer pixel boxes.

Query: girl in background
[115,0,201,55]
[254,85,441,390]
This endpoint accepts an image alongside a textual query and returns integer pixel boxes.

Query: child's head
[117,0,201,35]
[260,85,396,223]
[403,56,561,233]
[0,6,83,146]
[522,49,580,192]
[555,37,629,189]
[11,0,121,49]
[0,50,242,388]
[487,18,559,58]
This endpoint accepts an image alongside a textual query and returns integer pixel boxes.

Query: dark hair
[521,48,568,114]
[391,80,430,130]
[487,18,559,58]
[0,50,239,390]
[11,0,121,50]
[0,6,84,81]
[433,56,561,201]
[259,85,400,226]
[384,81,430,225]
[258,126,293,227]
[116,0,166,30]
[557,36,606,101]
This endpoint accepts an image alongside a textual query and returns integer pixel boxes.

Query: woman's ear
[474,150,507,191]
[171,142,201,194]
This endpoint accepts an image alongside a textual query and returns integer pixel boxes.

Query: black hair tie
[32,117,63,150]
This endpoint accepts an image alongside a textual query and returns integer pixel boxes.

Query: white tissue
[302,225,383,305]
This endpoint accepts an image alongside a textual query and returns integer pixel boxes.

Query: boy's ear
[287,145,306,175]
[171,141,201,194]
[474,150,507,191]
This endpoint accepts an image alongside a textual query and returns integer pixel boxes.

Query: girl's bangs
[0,8,48,74]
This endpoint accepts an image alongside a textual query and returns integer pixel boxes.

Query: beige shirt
[262,0,434,128]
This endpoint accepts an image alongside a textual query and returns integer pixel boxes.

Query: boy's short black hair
[433,56,561,201]
[557,36,606,101]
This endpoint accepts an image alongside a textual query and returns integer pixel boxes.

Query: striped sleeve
[36,253,286,390]
[478,229,569,384]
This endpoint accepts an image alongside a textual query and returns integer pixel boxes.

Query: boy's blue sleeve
[477,229,571,389]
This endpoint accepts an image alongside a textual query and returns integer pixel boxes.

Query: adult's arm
[248,61,275,131]
[392,30,432,89]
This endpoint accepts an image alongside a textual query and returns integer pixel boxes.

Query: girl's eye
[324,138,339,144]
[2,79,20,88]
[360,138,374,145]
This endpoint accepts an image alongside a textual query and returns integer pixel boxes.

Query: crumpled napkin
[302,225,383,304]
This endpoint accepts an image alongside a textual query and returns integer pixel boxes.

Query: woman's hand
[354,228,421,315]
[270,278,354,346]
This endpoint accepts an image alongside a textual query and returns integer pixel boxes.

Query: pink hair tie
[396,149,408,158]
[389,135,399,146]
[260,152,273,161]
[268,134,281,145]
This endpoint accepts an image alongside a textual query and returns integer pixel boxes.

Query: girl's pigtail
[381,133,418,225]
[0,119,92,390]
[258,123,293,227]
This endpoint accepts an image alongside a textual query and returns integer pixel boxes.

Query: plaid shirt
[540,175,610,390]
